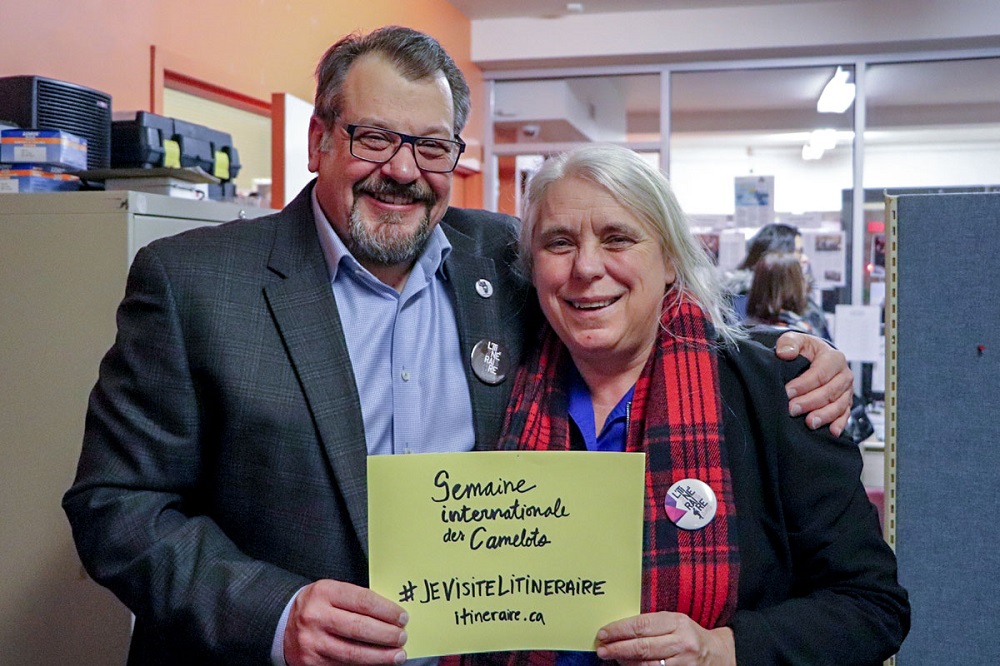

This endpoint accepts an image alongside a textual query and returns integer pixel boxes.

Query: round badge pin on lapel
[475,278,494,298]
[470,338,508,385]
[663,478,717,530]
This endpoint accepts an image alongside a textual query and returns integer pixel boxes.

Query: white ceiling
[447,0,832,20]
[450,0,1000,145]
[492,58,1000,145]
[627,58,1000,126]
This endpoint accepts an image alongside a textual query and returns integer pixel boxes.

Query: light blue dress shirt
[311,194,476,457]
[271,192,476,665]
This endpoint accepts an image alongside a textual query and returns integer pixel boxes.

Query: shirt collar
[310,187,452,285]
[567,364,598,447]
[567,362,636,452]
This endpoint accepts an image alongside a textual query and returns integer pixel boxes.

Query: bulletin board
[886,192,1000,664]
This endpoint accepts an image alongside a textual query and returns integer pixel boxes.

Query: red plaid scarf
[454,294,738,666]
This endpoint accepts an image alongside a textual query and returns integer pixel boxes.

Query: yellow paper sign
[368,450,645,658]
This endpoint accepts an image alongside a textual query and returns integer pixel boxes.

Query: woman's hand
[775,331,853,436]
[594,611,736,666]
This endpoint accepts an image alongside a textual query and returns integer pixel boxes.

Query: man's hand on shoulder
[775,331,853,436]
[284,580,408,666]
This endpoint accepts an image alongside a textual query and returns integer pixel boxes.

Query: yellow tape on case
[162,139,181,169]
[213,150,229,180]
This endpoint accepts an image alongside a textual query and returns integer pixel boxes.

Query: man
[63,26,853,666]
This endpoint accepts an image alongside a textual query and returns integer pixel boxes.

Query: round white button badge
[663,478,718,531]
[475,279,494,298]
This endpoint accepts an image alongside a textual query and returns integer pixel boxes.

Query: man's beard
[346,176,437,267]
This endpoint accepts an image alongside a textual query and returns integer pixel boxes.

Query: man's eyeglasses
[345,124,465,173]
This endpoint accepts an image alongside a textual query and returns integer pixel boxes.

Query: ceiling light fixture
[801,128,839,161]
[817,67,855,114]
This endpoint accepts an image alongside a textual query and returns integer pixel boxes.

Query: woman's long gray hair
[519,144,744,346]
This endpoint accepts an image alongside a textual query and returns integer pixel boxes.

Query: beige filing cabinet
[0,191,271,664]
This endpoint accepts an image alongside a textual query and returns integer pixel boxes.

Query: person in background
[744,250,817,333]
[725,222,831,339]
[62,27,856,666]
[460,144,908,666]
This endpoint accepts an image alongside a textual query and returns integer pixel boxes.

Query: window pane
[864,57,1000,190]
[491,74,660,214]
[493,74,660,145]
[668,65,853,314]
[860,57,1000,303]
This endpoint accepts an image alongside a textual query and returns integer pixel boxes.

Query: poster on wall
[734,175,774,227]
[717,229,747,273]
[801,229,847,290]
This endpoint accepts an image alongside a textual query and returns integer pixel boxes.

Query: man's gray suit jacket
[63,182,538,664]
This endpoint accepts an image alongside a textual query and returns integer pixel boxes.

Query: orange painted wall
[497,155,519,216]
[0,0,484,162]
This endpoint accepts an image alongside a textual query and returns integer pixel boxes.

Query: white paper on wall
[834,304,882,362]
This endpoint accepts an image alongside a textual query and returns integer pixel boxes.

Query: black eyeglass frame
[345,123,466,173]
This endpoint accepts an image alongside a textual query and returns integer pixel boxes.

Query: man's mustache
[355,177,435,206]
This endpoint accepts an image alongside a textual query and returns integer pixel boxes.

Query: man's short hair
[314,25,471,134]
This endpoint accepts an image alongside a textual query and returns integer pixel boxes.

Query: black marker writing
[418,573,607,603]
[431,469,537,503]
[440,497,570,524]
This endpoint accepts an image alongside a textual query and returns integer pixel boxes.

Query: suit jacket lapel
[259,193,524,555]
[263,184,372,555]
[442,222,517,452]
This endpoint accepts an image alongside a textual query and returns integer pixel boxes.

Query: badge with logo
[663,478,718,530]
[475,278,494,298]
[470,338,509,385]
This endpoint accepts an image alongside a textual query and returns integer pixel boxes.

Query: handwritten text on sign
[368,451,645,657]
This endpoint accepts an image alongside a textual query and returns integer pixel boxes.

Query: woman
[727,224,802,289]
[726,222,831,339]
[744,250,818,334]
[477,145,908,665]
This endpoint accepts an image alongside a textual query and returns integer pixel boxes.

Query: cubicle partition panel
[886,192,1000,664]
